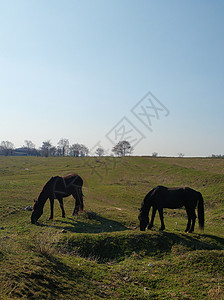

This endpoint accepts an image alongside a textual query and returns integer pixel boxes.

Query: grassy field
[0,156,224,299]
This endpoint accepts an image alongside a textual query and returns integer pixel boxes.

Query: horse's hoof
[159,227,165,231]
[73,210,79,216]
[32,221,40,226]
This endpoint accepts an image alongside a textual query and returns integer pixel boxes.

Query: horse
[138,186,204,233]
[31,174,84,224]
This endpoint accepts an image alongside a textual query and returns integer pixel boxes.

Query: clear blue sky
[0,0,223,156]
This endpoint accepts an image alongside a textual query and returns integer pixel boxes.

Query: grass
[0,156,224,299]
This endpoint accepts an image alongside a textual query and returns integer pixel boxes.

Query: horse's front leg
[49,198,54,220]
[58,198,65,218]
[148,206,157,229]
[158,208,165,231]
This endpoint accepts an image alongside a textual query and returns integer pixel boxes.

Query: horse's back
[182,187,202,201]
[151,186,188,209]
[63,173,79,178]
[63,173,83,186]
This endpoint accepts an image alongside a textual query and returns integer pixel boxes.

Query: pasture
[0,156,224,299]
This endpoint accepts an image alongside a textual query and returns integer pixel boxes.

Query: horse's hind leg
[72,188,84,216]
[72,203,79,216]
[185,217,191,233]
[188,210,196,233]
[72,191,80,216]
[158,208,165,231]
[58,198,65,218]
[185,208,192,232]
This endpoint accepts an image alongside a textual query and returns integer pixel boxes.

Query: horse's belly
[163,200,184,209]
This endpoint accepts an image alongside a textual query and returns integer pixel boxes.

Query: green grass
[0,156,224,299]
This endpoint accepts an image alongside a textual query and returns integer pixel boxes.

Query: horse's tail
[197,192,204,231]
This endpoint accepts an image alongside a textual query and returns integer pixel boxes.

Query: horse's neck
[143,197,152,215]
[37,189,49,207]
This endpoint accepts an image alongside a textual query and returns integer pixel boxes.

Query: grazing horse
[31,174,84,224]
[138,186,204,233]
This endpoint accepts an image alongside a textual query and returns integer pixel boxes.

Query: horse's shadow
[154,230,224,251]
[41,212,130,234]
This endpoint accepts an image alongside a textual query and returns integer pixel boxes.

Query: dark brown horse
[138,186,204,233]
[31,174,84,224]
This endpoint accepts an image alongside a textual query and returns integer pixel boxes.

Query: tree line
[0,139,133,157]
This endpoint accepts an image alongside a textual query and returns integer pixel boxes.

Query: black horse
[31,174,84,224]
[138,186,204,233]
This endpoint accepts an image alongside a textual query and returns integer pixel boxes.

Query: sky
[0,0,224,157]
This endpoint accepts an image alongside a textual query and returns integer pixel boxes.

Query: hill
[0,156,223,299]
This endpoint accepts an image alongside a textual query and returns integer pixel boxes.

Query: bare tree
[79,144,89,157]
[57,138,70,156]
[112,141,133,157]
[96,147,104,157]
[152,152,158,157]
[41,140,52,157]
[211,154,224,158]
[70,143,81,157]
[49,146,57,157]
[69,143,89,157]
[0,141,14,156]
[23,140,35,155]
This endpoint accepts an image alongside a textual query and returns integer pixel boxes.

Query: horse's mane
[43,176,59,189]
[34,176,58,205]
[140,186,158,213]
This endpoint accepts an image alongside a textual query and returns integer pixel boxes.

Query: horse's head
[31,200,43,224]
[138,209,149,231]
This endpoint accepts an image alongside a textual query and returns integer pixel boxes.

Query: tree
[96,147,104,157]
[24,140,35,149]
[112,140,133,157]
[70,143,81,157]
[23,140,35,155]
[57,138,69,156]
[41,140,52,157]
[49,146,57,157]
[152,152,158,157]
[79,144,89,157]
[211,154,224,158]
[0,141,14,156]
[69,143,89,157]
